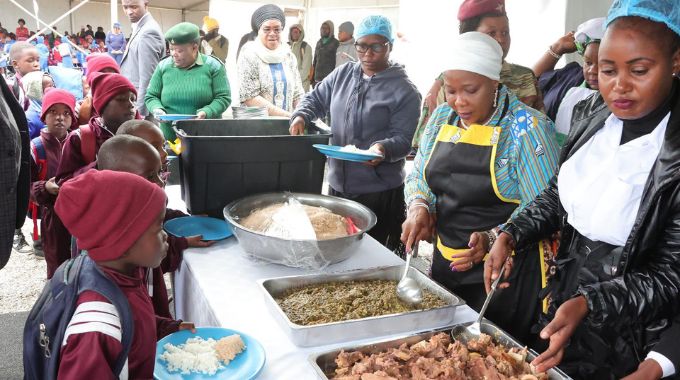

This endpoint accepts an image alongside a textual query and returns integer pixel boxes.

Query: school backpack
[27,136,48,240]
[23,253,134,380]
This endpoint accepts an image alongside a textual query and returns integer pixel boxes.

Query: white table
[166,186,478,379]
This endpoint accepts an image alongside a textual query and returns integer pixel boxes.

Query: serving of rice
[338,145,382,157]
[160,334,246,375]
[338,144,363,153]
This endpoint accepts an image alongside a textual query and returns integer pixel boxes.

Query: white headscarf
[575,17,606,42]
[440,32,503,80]
[575,17,605,54]
[22,71,46,101]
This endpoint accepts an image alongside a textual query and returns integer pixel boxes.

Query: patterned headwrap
[252,4,285,31]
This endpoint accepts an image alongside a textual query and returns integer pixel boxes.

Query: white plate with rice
[154,327,266,379]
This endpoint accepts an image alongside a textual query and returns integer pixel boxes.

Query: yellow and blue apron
[424,109,545,343]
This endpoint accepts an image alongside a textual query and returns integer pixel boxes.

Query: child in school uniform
[7,41,40,110]
[9,41,41,254]
[76,53,120,125]
[98,131,213,319]
[29,89,77,277]
[50,73,137,266]
[22,70,55,139]
[53,170,195,378]
[56,72,137,184]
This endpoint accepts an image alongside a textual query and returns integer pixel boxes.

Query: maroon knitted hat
[40,88,77,129]
[86,53,120,84]
[90,72,136,115]
[55,170,166,262]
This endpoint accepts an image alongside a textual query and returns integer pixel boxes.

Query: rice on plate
[160,334,246,375]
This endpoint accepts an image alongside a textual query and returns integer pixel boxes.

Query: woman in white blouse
[484,2,680,379]
[237,4,304,117]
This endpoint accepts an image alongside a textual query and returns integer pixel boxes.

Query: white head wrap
[22,71,46,101]
[575,17,605,45]
[440,32,503,81]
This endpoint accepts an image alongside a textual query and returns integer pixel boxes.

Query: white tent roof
[146,0,209,11]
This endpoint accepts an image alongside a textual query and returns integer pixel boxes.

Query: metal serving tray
[259,265,465,347]
[310,321,571,380]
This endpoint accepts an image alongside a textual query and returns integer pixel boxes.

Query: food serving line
[163,119,569,379]
[166,185,479,379]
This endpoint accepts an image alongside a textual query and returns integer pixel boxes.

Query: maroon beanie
[90,72,137,115]
[458,0,506,21]
[40,88,77,129]
[55,170,166,262]
[86,53,120,84]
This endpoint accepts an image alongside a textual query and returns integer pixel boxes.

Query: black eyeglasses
[354,41,389,54]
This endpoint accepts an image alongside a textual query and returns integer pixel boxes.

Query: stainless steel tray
[310,321,571,379]
[259,265,465,347]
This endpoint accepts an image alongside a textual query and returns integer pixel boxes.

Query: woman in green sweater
[145,22,231,141]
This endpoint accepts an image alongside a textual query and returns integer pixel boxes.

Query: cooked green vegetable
[275,280,447,325]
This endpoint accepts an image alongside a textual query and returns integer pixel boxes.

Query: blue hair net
[355,15,394,44]
[607,0,680,37]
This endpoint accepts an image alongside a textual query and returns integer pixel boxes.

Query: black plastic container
[174,118,331,217]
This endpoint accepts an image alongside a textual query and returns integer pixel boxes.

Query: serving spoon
[459,263,506,339]
[396,243,423,306]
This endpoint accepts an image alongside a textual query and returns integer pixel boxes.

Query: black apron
[424,111,546,343]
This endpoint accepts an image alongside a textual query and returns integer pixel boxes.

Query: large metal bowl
[223,192,377,268]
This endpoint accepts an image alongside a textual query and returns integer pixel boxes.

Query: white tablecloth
[166,186,478,379]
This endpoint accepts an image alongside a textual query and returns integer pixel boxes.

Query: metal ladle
[462,263,506,337]
[396,243,423,305]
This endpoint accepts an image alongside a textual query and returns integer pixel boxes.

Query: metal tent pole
[11,0,92,39]
[111,0,118,29]
[12,0,90,54]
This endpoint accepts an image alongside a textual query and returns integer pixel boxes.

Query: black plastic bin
[174,118,331,217]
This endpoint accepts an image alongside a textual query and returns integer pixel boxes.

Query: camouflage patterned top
[499,62,544,111]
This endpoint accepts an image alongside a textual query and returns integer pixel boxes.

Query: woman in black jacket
[484,2,680,379]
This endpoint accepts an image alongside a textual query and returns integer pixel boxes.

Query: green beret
[165,22,200,45]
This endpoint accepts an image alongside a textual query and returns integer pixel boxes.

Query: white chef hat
[440,32,503,81]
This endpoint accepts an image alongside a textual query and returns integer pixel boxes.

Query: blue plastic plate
[313,144,383,162]
[164,216,233,241]
[157,114,198,122]
[154,327,265,380]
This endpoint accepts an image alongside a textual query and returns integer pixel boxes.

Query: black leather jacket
[503,83,680,367]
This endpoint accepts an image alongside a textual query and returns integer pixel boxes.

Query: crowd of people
[1,0,680,378]
[0,20,125,72]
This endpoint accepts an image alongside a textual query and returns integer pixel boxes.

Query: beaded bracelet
[484,229,499,252]
[547,46,562,60]
[407,202,429,217]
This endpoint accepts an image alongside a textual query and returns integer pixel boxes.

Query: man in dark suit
[120,0,166,118]
[0,74,30,269]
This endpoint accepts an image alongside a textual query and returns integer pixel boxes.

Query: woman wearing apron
[402,32,560,343]
[485,0,680,378]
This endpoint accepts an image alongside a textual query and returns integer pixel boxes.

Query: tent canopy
[147,0,209,11]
